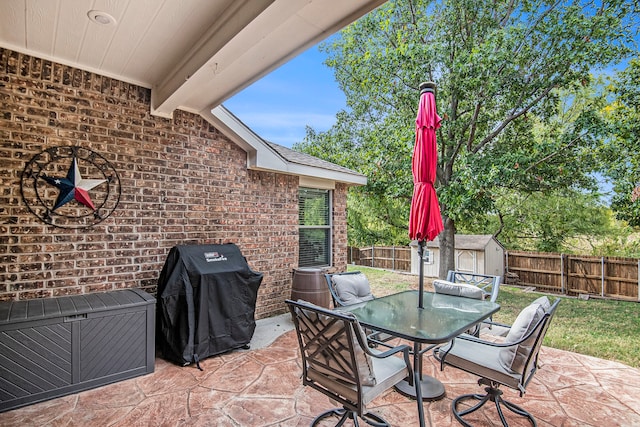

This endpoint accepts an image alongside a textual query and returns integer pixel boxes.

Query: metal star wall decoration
[21,146,121,228]
[42,157,107,211]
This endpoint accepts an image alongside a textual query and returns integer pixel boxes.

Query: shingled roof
[264,141,365,178]
[207,105,367,186]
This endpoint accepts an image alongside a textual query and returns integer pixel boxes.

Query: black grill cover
[156,243,263,366]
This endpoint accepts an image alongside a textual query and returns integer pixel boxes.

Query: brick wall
[0,48,348,318]
[332,184,348,269]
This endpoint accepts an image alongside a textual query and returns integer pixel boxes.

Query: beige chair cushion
[499,296,550,373]
[434,279,484,300]
[332,273,375,305]
[308,346,407,405]
[439,339,523,390]
[296,300,376,386]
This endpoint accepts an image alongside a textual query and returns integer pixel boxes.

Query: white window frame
[422,249,434,265]
[298,187,333,268]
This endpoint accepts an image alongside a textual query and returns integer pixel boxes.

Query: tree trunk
[438,215,456,279]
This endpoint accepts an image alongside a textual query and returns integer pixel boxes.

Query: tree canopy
[295,0,638,274]
[604,58,640,227]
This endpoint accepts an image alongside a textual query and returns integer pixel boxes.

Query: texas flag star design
[43,157,106,211]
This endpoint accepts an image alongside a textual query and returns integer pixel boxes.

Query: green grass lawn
[348,265,640,368]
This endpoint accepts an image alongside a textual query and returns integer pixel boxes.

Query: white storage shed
[410,234,505,278]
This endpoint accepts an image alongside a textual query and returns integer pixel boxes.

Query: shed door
[455,250,477,273]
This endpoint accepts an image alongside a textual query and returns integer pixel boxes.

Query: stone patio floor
[1,327,640,426]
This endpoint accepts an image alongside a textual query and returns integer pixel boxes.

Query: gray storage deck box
[0,289,155,412]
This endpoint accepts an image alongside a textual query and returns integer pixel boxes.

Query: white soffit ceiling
[0,0,386,117]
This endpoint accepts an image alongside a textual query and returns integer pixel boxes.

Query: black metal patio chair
[286,299,412,427]
[325,271,394,347]
[446,270,502,303]
[433,279,485,336]
[434,296,560,427]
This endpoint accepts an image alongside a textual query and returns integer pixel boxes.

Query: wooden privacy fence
[506,251,640,302]
[348,246,411,272]
[347,246,640,302]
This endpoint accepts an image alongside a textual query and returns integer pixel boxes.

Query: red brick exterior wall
[0,48,348,318]
[332,184,348,270]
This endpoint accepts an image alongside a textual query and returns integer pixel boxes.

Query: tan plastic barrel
[291,268,331,308]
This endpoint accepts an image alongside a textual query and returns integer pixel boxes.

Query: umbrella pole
[418,240,425,309]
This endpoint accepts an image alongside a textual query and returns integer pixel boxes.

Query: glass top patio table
[340,290,500,427]
[342,290,500,343]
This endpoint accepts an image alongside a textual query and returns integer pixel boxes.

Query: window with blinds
[298,188,332,267]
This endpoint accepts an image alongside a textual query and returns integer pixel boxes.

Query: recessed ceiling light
[87,10,116,26]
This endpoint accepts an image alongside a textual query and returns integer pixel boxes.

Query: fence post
[638,259,639,302]
[392,246,395,271]
[601,257,605,298]
[371,245,374,268]
[560,253,564,295]
[505,250,509,276]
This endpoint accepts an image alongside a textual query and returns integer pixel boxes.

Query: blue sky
[224,43,344,148]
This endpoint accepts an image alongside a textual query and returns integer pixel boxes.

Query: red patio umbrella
[409,81,444,308]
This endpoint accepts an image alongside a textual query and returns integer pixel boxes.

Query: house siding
[0,48,348,318]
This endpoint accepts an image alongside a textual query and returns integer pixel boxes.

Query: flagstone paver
[1,331,639,426]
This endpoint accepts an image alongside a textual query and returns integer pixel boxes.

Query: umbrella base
[395,376,446,401]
